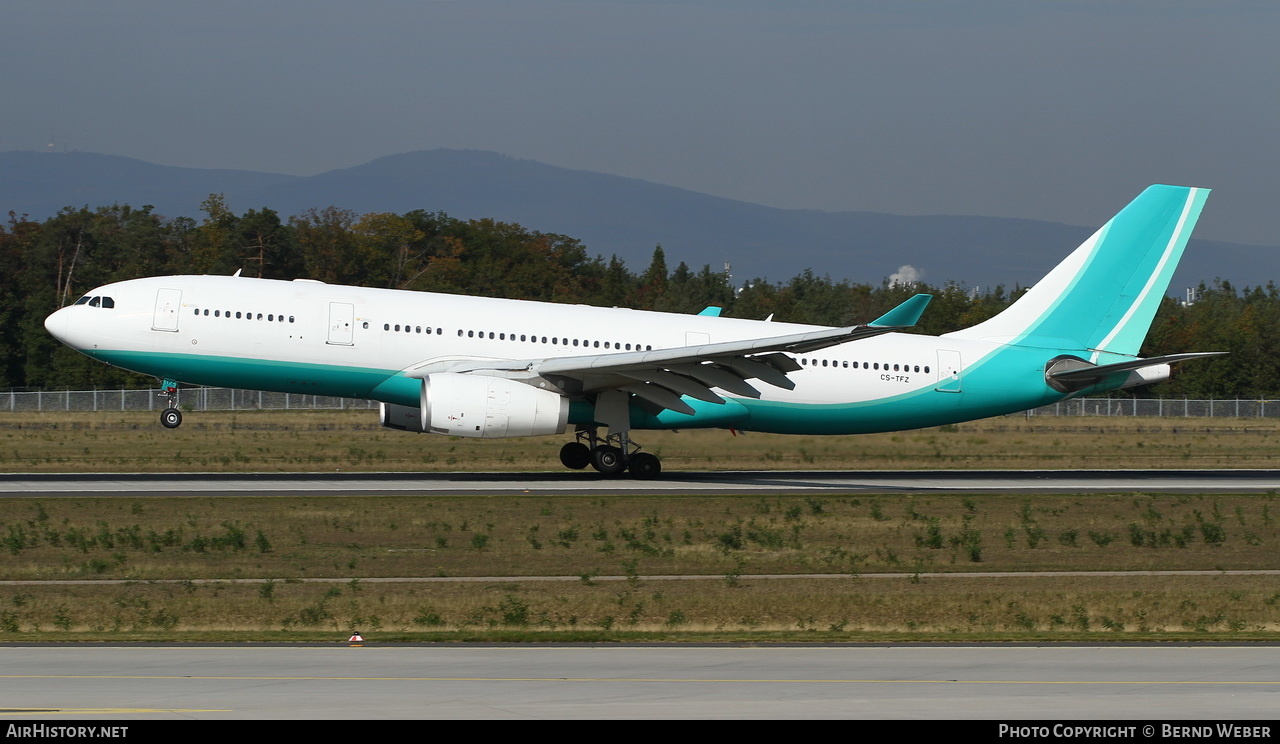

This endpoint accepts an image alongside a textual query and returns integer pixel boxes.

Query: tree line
[1,198,1272,399]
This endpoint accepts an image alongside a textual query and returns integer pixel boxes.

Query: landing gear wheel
[160,408,183,429]
[559,441,592,470]
[628,452,661,479]
[591,445,626,476]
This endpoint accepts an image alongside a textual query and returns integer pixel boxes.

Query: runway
[1,644,1277,720]
[2,469,1280,495]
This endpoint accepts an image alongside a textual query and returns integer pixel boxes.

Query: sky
[2,0,1277,246]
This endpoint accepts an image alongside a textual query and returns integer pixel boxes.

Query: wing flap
[623,382,697,415]
[619,370,726,404]
[665,363,767,397]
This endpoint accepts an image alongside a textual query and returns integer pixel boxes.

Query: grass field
[2,409,1280,471]
[1,410,1278,641]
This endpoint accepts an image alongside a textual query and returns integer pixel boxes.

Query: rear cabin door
[326,302,355,345]
[935,349,962,393]
[151,288,182,332]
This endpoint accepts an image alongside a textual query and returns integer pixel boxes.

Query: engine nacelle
[379,374,569,439]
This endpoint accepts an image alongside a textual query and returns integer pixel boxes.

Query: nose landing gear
[158,379,183,429]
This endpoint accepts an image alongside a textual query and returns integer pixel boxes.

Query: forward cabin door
[327,302,355,345]
[151,288,182,332]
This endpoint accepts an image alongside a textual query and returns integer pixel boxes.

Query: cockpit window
[71,295,115,309]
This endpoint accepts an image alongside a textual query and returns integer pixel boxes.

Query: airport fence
[0,387,377,413]
[1029,398,1280,418]
[1,387,1278,418]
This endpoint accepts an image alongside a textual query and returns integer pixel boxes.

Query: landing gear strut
[561,427,662,479]
[159,379,182,429]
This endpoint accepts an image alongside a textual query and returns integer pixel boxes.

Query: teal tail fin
[946,185,1210,356]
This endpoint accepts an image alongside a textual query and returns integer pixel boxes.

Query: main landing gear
[559,428,662,479]
[158,379,183,429]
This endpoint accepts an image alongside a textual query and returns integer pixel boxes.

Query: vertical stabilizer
[946,185,1210,356]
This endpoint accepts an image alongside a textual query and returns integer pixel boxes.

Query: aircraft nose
[44,306,70,343]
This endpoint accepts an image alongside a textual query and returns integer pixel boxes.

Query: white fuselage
[46,274,1043,435]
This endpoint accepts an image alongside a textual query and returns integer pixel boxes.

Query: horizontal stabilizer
[1046,352,1224,392]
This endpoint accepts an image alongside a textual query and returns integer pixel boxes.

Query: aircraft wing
[404,294,932,415]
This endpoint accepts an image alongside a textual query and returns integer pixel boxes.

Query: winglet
[870,293,932,327]
[697,306,723,317]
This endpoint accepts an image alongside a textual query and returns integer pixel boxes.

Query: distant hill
[1,149,1269,290]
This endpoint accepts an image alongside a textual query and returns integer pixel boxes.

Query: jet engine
[379,373,569,438]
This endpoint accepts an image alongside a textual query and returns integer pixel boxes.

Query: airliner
[44,185,1219,477]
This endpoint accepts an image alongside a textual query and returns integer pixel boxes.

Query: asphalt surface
[1,644,1278,720]
[4,469,1280,495]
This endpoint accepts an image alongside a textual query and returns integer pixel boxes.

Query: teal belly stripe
[89,350,408,404]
